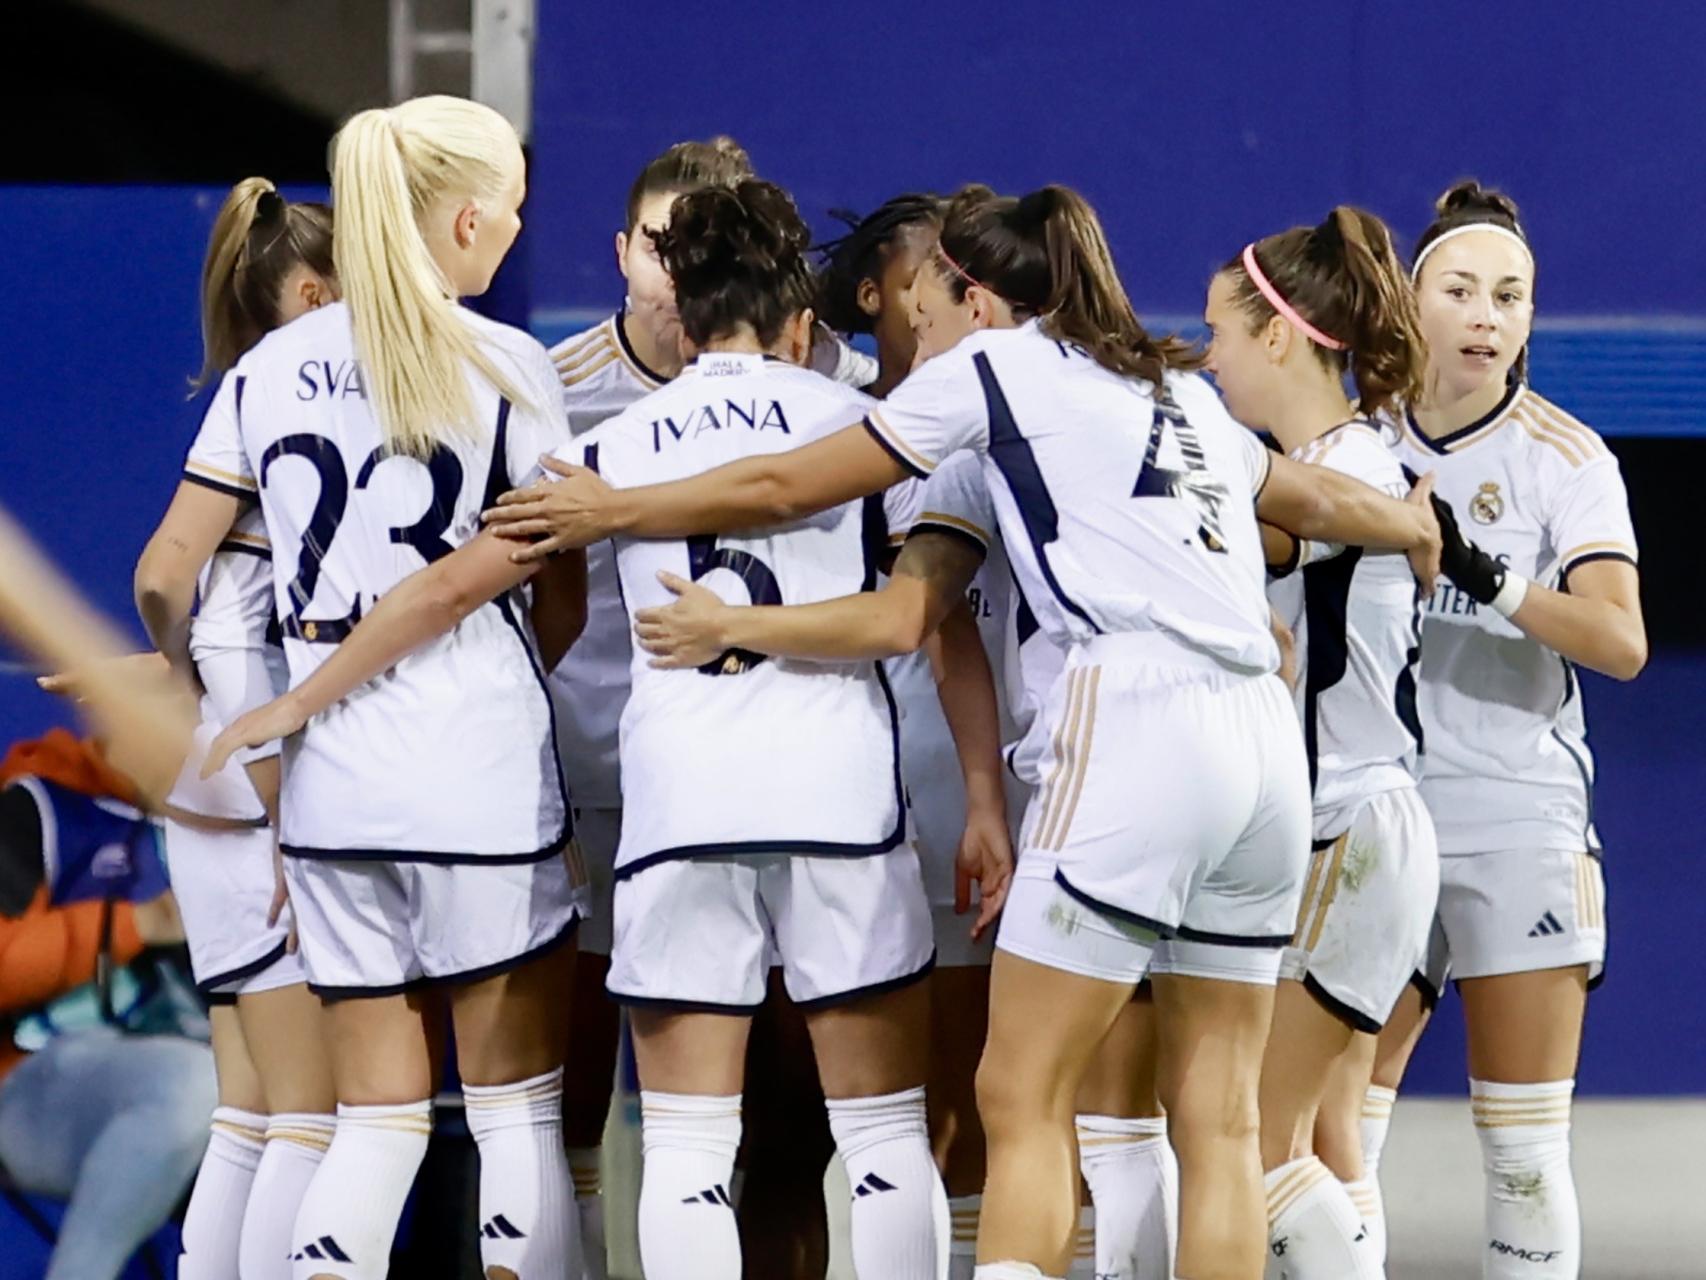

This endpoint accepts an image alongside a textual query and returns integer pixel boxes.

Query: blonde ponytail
[331,96,529,458]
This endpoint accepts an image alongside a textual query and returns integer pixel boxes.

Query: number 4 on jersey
[1132,397,1231,554]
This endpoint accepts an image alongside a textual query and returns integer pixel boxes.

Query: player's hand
[482,456,618,562]
[1404,471,1442,594]
[633,572,733,669]
[39,651,173,700]
[267,837,298,954]
[954,801,1014,941]
[201,696,307,780]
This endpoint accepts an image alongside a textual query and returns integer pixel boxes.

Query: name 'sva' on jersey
[569,351,915,878]
[213,301,571,862]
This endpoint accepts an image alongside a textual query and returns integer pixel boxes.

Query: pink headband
[937,242,1039,314]
[1241,243,1346,351]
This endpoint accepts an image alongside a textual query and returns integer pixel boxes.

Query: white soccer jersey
[546,312,879,808]
[1387,385,1637,856]
[865,322,1278,676]
[1267,422,1424,840]
[180,372,289,734]
[566,351,908,877]
[220,301,571,861]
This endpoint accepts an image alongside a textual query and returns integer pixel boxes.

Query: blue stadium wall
[0,3,1701,1095]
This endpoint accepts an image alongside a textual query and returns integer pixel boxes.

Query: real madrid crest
[1470,481,1504,525]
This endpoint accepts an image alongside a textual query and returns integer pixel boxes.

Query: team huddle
[126,92,1642,1280]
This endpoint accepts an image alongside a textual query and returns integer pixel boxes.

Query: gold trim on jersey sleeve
[915,510,992,548]
[559,348,621,388]
[184,461,257,491]
[865,408,938,476]
[1558,539,1639,570]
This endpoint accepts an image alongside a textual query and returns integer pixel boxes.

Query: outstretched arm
[134,481,245,677]
[483,424,913,562]
[1258,454,1441,590]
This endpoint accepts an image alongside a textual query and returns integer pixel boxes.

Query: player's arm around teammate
[1372,182,1645,1280]
[486,183,1442,1280]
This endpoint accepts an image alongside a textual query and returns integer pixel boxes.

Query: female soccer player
[211,176,955,1280]
[543,136,755,1278]
[1202,206,1439,1276]
[203,96,588,1280]
[481,181,1443,1280]
[1375,181,1644,1280]
[130,177,340,1280]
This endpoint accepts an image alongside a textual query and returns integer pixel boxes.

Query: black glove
[1430,492,1505,605]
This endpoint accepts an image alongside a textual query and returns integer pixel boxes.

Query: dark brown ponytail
[1220,206,1426,416]
[194,178,334,391]
[936,183,1200,388]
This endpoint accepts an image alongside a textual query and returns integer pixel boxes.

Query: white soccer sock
[240,1113,335,1280]
[463,1067,579,1280]
[637,1091,742,1280]
[1471,1079,1578,1279]
[567,1146,606,1280]
[179,1105,266,1279]
[289,1099,431,1279]
[1360,1084,1396,1174]
[949,1194,981,1280]
[1264,1156,1381,1279]
[1076,1114,1177,1280]
[1343,1176,1385,1268]
[973,1264,1061,1279]
[827,1086,949,1280]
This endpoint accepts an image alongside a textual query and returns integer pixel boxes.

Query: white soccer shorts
[284,851,585,998]
[1418,847,1607,999]
[995,645,1312,986]
[1277,786,1440,1030]
[163,715,300,1000]
[606,848,935,1011]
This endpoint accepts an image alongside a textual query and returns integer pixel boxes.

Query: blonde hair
[331,95,528,457]
[195,177,334,391]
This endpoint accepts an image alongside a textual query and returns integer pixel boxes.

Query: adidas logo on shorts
[480,1214,527,1240]
[1528,910,1566,938]
[853,1172,898,1197]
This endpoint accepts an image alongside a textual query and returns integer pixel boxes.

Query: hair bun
[254,189,287,225]
[707,135,752,169]
[656,180,809,299]
[1435,179,1521,225]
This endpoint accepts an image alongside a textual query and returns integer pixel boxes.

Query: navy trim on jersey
[1562,549,1637,579]
[215,539,271,561]
[1410,969,1442,1011]
[860,493,888,590]
[486,393,577,828]
[1302,972,1382,1035]
[1394,589,1425,758]
[1051,868,1175,937]
[907,520,990,560]
[234,373,246,422]
[1550,722,1600,853]
[1300,548,1364,794]
[862,416,929,479]
[1404,382,1520,455]
[182,471,256,502]
[614,305,671,386]
[607,990,767,1016]
[311,915,580,1002]
[614,826,906,883]
[1173,924,1293,949]
[283,838,568,866]
[195,937,290,997]
[791,951,937,1012]
[976,352,1101,634]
